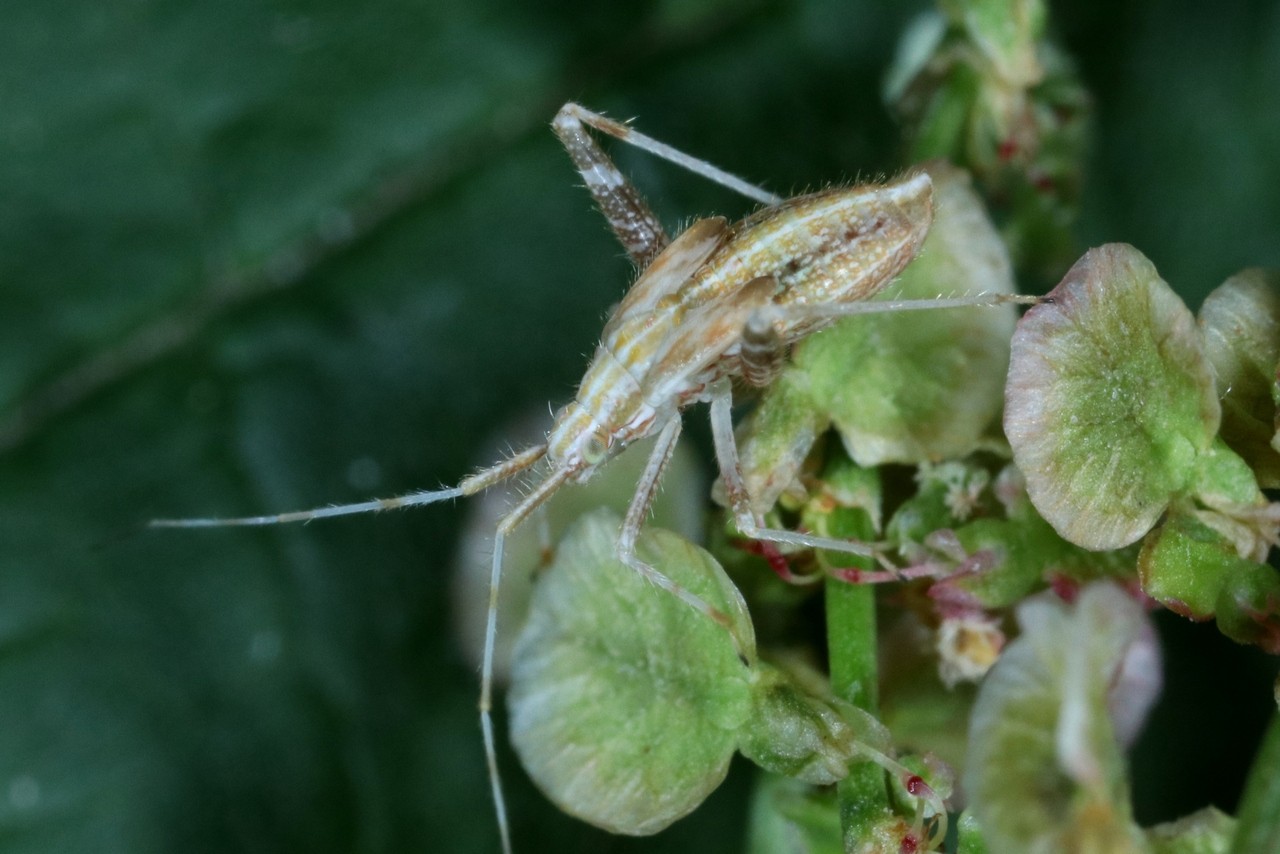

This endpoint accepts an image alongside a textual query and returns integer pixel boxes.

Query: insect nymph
[154,103,1032,853]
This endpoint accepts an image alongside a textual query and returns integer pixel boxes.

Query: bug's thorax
[546,350,661,482]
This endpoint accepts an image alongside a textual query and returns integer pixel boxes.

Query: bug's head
[546,402,616,482]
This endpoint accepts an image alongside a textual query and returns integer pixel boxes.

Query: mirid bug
[153,102,1035,853]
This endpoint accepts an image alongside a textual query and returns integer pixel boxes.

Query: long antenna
[149,445,548,529]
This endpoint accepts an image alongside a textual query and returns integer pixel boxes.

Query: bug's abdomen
[687,172,934,332]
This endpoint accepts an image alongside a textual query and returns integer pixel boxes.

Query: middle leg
[708,380,917,581]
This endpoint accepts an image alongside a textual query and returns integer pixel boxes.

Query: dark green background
[2,0,1278,851]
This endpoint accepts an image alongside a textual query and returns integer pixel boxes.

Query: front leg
[612,416,752,661]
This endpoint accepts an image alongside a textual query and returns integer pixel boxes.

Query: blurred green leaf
[965,583,1155,854]
[0,3,923,850]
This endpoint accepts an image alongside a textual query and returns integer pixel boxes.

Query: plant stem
[826,570,878,711]
[824,503,890,846]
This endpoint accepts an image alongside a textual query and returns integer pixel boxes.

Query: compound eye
[581,431,609,465]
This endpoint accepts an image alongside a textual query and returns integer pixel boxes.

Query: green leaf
[965,583,1156,854]
[508,509,754,835]
[1005,244,1220,550]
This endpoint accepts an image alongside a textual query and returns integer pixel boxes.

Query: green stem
[823,503,890,847]
[826,571,878,710]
